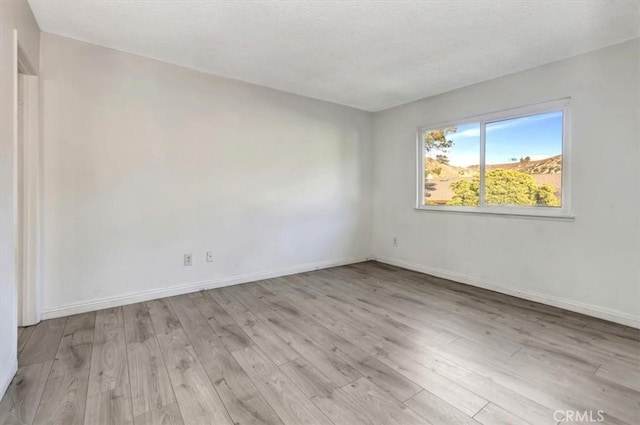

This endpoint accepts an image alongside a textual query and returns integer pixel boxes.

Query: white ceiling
[28,0,640,112]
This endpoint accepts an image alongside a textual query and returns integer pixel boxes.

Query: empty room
[1,0,639,424]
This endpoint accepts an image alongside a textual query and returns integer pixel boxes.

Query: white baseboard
[375,257,640,329]
[0,359,18,400]
[41,257,370,320]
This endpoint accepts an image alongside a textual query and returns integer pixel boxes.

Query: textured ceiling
[28,0,640,111]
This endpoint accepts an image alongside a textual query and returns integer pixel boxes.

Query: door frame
[15,32,41,327]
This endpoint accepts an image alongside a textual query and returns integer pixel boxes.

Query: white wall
[372,39,640,327]
[40,33,372,317]
[0,0,40,397]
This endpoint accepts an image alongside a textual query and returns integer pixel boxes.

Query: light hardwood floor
[1,262,639,425]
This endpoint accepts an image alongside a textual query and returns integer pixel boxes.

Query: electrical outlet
[184,254,193,266]
[206,251,214,262]
[393,237,398,247]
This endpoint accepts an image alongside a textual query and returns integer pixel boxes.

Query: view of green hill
[467,154,562,174]
[427,154,562,177]
[425,155,563,205]
[425,158,470,178]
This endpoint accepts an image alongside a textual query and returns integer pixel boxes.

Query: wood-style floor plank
[473,402,533,425]
[231,345,333,425]
[168,294,284,425]
[133,402,184,425]
[279,357,336,399]
[122,303,175,419]
[87,308,129,396]
[188,291,236,327]
[0,361,52,425]
[311,387,382,425]
[405,390,482,425]
[3,261,639,425]
[595,364,640,393]
[146,299,233,425]
[18,317,67,367]
[340,377,430,425]
[228,285,363,387]
[208,288,299,365]
[32,312,96,425]
[17,327,34,356]
[253,282,423,402]
[83,306,134,424]
[83,385,134,425]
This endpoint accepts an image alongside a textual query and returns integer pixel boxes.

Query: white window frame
[416,98,573,219]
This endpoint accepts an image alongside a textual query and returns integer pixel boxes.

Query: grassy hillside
[467,155,562,174]
[425,158,473,178]
[425,154,563,204]
[427,155,562,177]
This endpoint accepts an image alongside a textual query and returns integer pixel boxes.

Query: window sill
[414,206,575,221]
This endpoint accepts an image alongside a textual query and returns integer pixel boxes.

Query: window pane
[484,111,563,207]
[424,123,480,206]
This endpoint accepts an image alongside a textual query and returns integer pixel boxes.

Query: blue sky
[427,111,563,167]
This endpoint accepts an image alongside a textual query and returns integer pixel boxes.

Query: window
[417,99,571,218]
